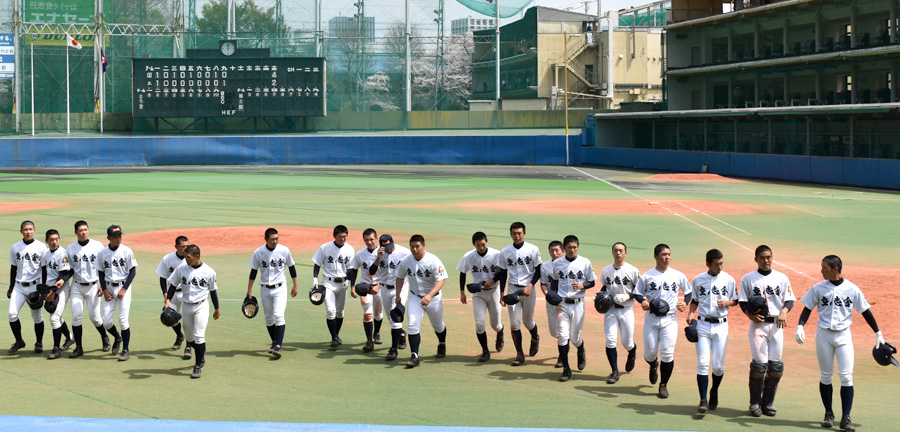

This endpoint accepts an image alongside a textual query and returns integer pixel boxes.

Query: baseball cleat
[839,415,855,432]
[111,338,122,355]
[555,359,564,368]
[435,343,446,359]
[272,345,282,358]
[709,389,719,410]
[62,338,74,351]
[606,371,620,384]
[117,350,129,362]
[68,347,84,358]
[762,406,777,417]
[529,336,539,357]
[373,333,383,344]
[183,345,192,360]
[398,334,407,350]
[7,340,26,354]
[749,404,763,417]
[34,342,43,353]
[385,349,398,361]
[698,399,709,414]
[335,336,343,346]
[47,347,62,360]
[363,340,374,352]
[477,351,490,362]
[405,353,420,368]
[101,336,111,352]
[329,338,340,348]
[268,342,276,354]
[822,411,834,428]
[625,350,636,372]
[495,330,504,352]
[657,384,669,399]
[199,359,206,368]
[576,346,586,371]
[511,353,525,366]
[649,362,659,385]
[190,365,202,379]
[558,368,572,382]
[173,336,184,350]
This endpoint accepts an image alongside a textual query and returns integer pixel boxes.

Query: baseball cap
[107,225,124,236]
[379,234,394,250]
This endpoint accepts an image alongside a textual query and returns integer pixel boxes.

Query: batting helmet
[649,298,670,317]
[873,343,899,367]
[503,291,522,305]
[746,295,768,317]
[466,281,484,294]
[242,296,259,318]
[545,290,562,306]
[684,319,699,343]
[308,285,325,306]
[390,304,405,323]
[593,291,614,314]
[26,291,43,310]
[44,293,60,314]
[160,306,182,327]
[354,283,372,297]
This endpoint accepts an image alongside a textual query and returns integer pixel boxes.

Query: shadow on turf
[122,366,194,379]
[615,401,823,429]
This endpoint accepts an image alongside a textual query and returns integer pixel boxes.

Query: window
[845,75,852,92]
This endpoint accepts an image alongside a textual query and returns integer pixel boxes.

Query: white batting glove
[876,330,885,348]
[613,294,630,305]
[795,325,805,345]
[313,277,319,288]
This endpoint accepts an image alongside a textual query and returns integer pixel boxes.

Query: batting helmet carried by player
[44,294,60,314]
[354,283,372,297]
[546,290,562,306]
[873,342,899,367]
[466,282,484,294]
[308,285,325,306]
[684,319,699,343]
[390,304,405,323]
[243,296,259,318]
[746,296,768,317]
[503,291,522,305]
[649,298,670,317]
[593,291,613,314]
[26,291,43,310]
[160,306,182,327]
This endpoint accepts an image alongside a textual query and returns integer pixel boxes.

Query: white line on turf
[787,205,826,217]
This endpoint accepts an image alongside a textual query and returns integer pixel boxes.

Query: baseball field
[1,165,897,432]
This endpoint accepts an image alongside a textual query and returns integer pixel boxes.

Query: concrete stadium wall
[0,134,576,167]
[580,147,900,190]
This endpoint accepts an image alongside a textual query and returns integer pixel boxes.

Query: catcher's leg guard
[762,361,784,411]
[749,361,767,411]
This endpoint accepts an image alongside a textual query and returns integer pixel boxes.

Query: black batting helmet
[466,281,484,294]
[746,296,768,317]
[26,291,43,310]
[684,319,699,343]
[242,296,259,318]
[593,292,614,314]
[308,285,325,306]
[390,304,405,323]
[649,298,670,317]
[503,291,522,305]
[545,290,562,306]
[44,294,60,314]
[873,343,899,367]
[354,283,372,297]
[160,306,182,327]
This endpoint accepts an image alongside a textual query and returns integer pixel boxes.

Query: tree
[411,33,473,110]
[197,0,290,49]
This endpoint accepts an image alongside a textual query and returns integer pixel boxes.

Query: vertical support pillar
[806,117,812,155]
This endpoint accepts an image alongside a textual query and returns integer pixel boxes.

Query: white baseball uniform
[66,239,105,327]
[349,247,381,318]
[169,263,218,345]
[8,239,48,323]
[692,270,738,376]
[600,262,640,350]
[311,241,355,321]
[98,244,138,331]
[739,269,795,363]
[799,279,870,387]
[43,246,71,329]
[249,243,295,326]
[376,245,411,331]
[156,251,185,314]
[538,259,558,338]
[457,247,503,334]
[499,242,542,331]
[552,255,596,347]
[635,267,692,363]
[397,252,447,336]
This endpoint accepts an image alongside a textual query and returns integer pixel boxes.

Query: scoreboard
[132,57,326,118]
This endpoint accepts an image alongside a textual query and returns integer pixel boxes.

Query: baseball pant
[381,285,408,330]
[260,284,287,327]
[696,320,729,376]
[816,327,854,386]
[748,321,784,363]
[102,286,131,330]
[70,282,102,327]
[182,299,210,345]
[507,286,536,331]
[643,312,677,363]
[472,287,503,334]
[545,300,558,338]
[556,300,584,347]
[604,306,635,350]
[407,292,445,336]
[169,290,184,314]
[8,285,42,323]
[324,280,348,320]
[49,283,71,329]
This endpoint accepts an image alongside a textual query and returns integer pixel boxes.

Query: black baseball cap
[107,225,124,236]
[379,234,394,250]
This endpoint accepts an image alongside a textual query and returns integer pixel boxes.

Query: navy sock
[121,328,130,351]
[606,347,618,371]
[266,325,276,342]
[712,373,724,392]
[52,327,62,349]
[558,343,570,369]
[34,322,44,344]
[373,318,382,336]
[409,333,421,355]
[95,324,107,338]
[173,323,183,339]
[335,317,344,335]
[476,332,488,352]
[698,374,709,400]
[820,383,833,413]
[73,325,83,348]
[276,325,285,345]
[60,322,71,340]
[390,328,402,350]
[512,330,523,355]
[660,361,674,385]
[326,319,336,339]
[528,325,539,340]
[840,385,853,418]
[364,321,374,341]
[436,327,447,343]
[195,342,206,366]
[106,325,121,341]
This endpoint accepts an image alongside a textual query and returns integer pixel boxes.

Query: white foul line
[787,205,826,218]
[678,202,752,235]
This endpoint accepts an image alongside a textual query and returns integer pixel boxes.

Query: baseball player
[65,220,111,358]
[372,233,410,361]
[538,240,564,367]
[686,249,738,413]
[498,222,542,366]
[738,245,795,417]
[796,255,884,431]
[247,227,298,358]
[348,228,382,352]
[633,244,692,398]
[166,245,220,379]
[550,235,596,382]
[395,234,448,368]
[7,220,49,354]
[156,235,190,358]
[98,225,137,361]
[311,225,354,348]
[43,229,75,359]
[457,231,505,362]
[599,242,641,384]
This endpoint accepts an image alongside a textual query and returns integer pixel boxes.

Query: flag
[101,49,108,72]
[66,34,83,50]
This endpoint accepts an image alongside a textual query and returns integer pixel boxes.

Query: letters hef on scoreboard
[132,57,326,118]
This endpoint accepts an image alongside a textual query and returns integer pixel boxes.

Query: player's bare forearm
[395,278,404,304]
[428,280,444,299]
[246,280,254,297]
[213,309,221,320]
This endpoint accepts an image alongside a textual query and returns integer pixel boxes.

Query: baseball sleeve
[455,251,469,274]
[738,276,751,302]
[783,277,796,301]
[310,246,324,266]
[248,249,260,269]
[852,285,871,314]
[798,284,817,310]
[285,249,296,267]
[435,260,448,281]
[155,257,169,278]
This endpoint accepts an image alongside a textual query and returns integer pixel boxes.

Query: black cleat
[335,336,343,346]
[625,350,636,372]
[34,342,43,354]
[47,347,62,360]
[268,342,276,354]
[822,411,834,428]
[839,415,855,432]
[330,338,340,348]
[511,353,525,366]
[577,346,586,371]
[698,399,709,414]
[606,371,620,384]
[363,340,375,352]
[173,336,184,350]
[709,389,719,410]
[529,336,539,357]
[495,330,504,352]
[555,358,564,368]
[191,365,202,379]
[749,404,763,417]
[762,406,777,417]
[7,340,26,354]
[405,353,420,368]
[658,384,669,399]
[117,350,129,362]
[385,349,398,361]
[477,351,490,362]
[435,343,446,359]
[68,347,84,358]
[558,368,572,382]
[649,362,659,385]
[183,345,192,360]
[111,338,122,355]
[272,345,282,358]
[101,336,111,352]
[62,338,74,351]
[373,333,383,344]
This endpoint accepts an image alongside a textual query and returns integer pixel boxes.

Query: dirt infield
[644,173,746,182]
[0,202,69,214]
[393,199,765,215]
[126,226,336,255]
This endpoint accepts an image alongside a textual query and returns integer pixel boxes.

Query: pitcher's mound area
[128,226,335,255]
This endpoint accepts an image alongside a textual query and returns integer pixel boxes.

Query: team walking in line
[7,220,895,429]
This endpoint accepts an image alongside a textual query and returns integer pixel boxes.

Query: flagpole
[30,41,34,136]
[66,37,70,135]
